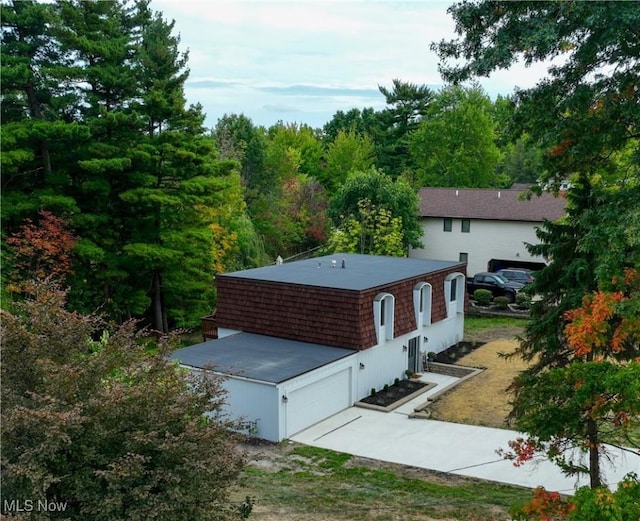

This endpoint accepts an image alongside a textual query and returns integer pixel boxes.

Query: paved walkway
[291,373,640,494]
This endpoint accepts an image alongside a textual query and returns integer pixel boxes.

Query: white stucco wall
[354,307,464,400]
[410,218,547,276]
[222,376,279,441]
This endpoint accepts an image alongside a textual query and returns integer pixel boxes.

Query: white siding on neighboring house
[411,218,546,276]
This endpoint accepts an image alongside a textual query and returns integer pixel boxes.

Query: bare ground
[428,322,526,428]
[429,338,528,428]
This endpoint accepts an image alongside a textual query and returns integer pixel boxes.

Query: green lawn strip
[463,316,527,336]
[235,447,531,520]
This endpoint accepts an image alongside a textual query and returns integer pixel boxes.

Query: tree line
[2,0,548,333]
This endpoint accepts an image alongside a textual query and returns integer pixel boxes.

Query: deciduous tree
[409,84,503,187]
[328,168,422,251]
[325,198,405,257]
[321,107,379,145]
[320,129,375,192]
[212,113,267,191]
[433,0,640,187]
[1,281,248,521]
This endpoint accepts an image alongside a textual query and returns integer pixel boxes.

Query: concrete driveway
[291,373,640,494]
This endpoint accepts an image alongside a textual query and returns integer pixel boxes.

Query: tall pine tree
[3,0,247,331]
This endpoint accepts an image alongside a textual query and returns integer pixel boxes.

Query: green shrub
[494,296,509,309]
[515,292,531,309]
[473,289,493,305]
[394,378,400,385]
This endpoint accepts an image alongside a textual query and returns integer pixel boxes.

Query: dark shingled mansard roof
[418,188,567,222]
[216,253,464,291]
[170,332,356,383]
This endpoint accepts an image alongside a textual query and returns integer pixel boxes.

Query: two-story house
[409,187,567,276]
[170,253,466,442]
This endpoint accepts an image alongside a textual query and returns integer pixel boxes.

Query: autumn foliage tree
[435,1,639,501]
[1,281,248,520]
[504,265,640,518]
[511,474,640,521]
[5,210,77,289]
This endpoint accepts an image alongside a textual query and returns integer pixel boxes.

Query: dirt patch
[238,438,483,487]
[429,330,528,429]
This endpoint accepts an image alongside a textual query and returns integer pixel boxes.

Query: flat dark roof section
[170,332,357,384]
[217,253,463,291]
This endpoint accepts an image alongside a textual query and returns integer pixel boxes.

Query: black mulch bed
[360,341,488,408]
[432,340,486,364]
[360,379,429,408]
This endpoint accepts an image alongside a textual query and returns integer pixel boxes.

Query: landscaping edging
[426,362,479,378]
[409,365,484,420]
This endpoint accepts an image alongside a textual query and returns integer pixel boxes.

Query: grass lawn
[233,445,532,521]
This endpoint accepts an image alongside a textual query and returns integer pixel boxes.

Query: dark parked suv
[495,268,535,285]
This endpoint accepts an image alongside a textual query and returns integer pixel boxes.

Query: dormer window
[413,282,432,327]
[374,293,394,343]
[445,272,465,318]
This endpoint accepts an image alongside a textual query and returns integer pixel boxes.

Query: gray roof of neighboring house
[418,188,567,222]
[217,253,464,291]
[169,332,356,383]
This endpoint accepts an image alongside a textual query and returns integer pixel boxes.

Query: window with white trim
[444,272,465,317]
[413,282,432,327]
[374,293,395,343]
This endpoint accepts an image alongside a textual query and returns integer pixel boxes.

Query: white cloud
[153,0,552,129]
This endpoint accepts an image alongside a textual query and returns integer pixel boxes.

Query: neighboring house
[170,253,466,442]
[410,187,567,276]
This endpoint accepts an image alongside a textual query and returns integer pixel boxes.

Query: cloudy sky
[152,0,553,130]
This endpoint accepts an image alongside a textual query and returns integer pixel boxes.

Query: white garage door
[285,368,351,437]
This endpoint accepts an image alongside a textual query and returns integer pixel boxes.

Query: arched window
[413,282,432,327]
[373,293,395,343]
[444,273,465,318]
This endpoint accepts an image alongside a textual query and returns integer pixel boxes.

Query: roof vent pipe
[341,258,346,269]
[456,190,459,196]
